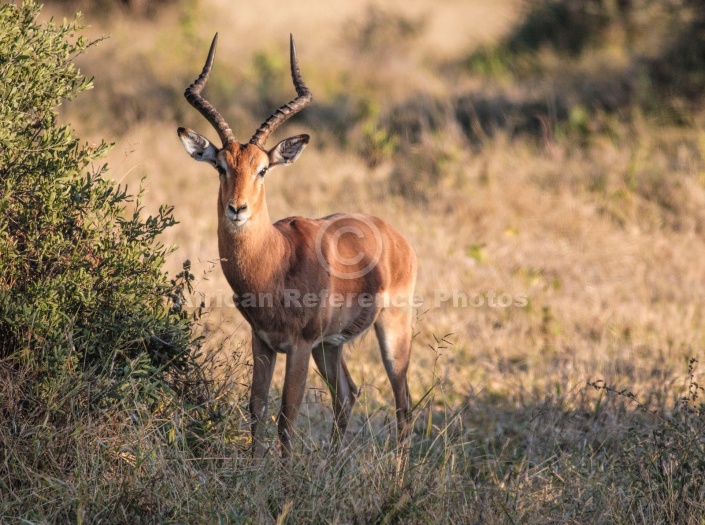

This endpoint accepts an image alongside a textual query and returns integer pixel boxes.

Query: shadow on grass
[2,355,704,523]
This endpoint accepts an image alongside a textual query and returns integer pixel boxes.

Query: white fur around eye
[254,164,268,178]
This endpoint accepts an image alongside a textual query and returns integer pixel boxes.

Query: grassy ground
[5,0,705,522]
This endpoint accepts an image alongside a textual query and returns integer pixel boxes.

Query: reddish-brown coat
[179,36,417,458]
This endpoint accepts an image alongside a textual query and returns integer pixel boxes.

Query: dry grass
[7,0,705,522]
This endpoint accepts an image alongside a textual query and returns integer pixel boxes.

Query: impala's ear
[177,127,219,166]
[268,134,309,168]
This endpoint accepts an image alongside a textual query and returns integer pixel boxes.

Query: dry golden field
[12,0,705,521]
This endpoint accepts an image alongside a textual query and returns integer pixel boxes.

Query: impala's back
[273,212,417,348]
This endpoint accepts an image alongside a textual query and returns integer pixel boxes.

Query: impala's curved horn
[249,34,312,149]
[184,33,236,146]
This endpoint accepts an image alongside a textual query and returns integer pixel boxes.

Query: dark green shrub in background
[0,11,214,517]
[0,1,195,386]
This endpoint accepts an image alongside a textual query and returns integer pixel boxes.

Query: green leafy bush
[0,1,195,384]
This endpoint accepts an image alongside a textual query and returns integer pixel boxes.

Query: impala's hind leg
[312,344,358,443]
[374,306,413,442]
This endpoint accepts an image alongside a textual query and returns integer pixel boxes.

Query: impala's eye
[216,165,226,177]
[258,167,268,177]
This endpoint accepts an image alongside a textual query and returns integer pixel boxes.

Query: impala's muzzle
[226,202,249,225]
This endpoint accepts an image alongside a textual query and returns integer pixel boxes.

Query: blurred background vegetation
[2,0,705,522]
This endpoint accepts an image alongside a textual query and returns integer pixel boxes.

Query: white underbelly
[257,330,290,352]
[312,333,351,348]
[257,329,354,351]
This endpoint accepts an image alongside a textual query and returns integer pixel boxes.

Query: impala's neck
[216,190,287,294]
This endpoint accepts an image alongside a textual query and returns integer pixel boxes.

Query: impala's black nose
[228,203,247,215]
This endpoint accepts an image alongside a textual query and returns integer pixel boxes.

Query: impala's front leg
[278,343,313,458]
[250,332,277,456]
